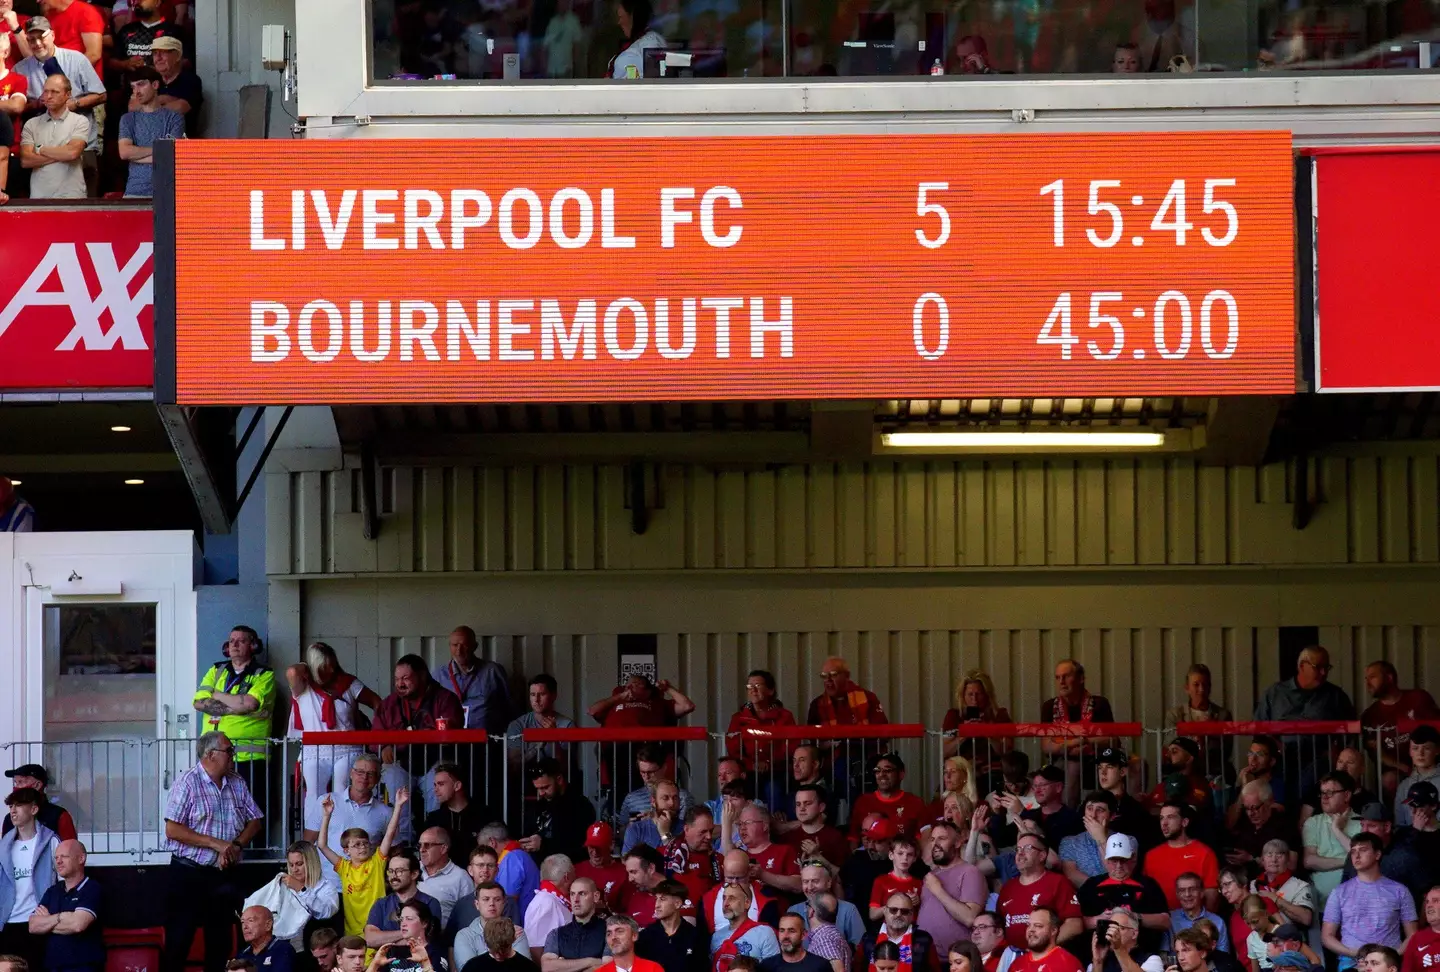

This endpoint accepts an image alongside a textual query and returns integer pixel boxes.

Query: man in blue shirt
[28,840,102,972]
[237,906,296,972]
[117,65,183,198]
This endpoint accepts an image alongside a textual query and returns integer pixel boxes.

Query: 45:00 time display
[911,290,1241,362]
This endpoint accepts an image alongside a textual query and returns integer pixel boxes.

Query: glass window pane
[369,0,1438,79]
[39,604,158,850]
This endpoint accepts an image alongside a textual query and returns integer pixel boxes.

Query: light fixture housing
[880,429,1168,449]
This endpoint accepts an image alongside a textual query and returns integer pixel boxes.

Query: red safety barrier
[522,726,708,743]
[1176,720,1360,736]
[948,722,1142,738]
[301,729,490,745]
[738,723,925,740]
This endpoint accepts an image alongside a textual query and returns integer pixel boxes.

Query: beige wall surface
[267,454,1440,576]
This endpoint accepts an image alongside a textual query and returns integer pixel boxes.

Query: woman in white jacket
[608,0,665,77]
[243,840,339,949]
[286,643,381,827]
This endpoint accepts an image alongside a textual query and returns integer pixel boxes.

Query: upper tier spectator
[1362,661,1439,794]
[589,677,695,800]
[19,74,87,199]
[161,732,264,972]
[504,674,576,770]
[727,670,797,776]
[942,671,1012,804]
[108,0,178,85]
[1322,832,1419,965]
[192,625,276,794]
[375,654,464,732]
[1041,660,1114,804]
[519,758,595,864]
[1253,646,1355,794]
[150,35,201,136]
[807,657,888,804]
[849,753,929,841]
[0,767,75,842]
[1165,664,1235,774]
[0,788,58,970]
[28,840,101,972]
[0,479,33,532]
[242,840,339,949]
[37,0,101,74]
[236,906,296,972]
[16,17,102,191]
[1396,726,1440,828]
[287,642,381,830]
[433,626,511,733]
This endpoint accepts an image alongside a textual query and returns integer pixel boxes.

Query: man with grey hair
[1254,645,1355,795]
[306,754,394,886]
[1225,780,1300,869]
[525,855,575,963]
[480,822,542,915]
[600,915,659,972]
[161,731,263,972]
[787,865,864,947]
[419,826,475,925]
[800,894,849,972]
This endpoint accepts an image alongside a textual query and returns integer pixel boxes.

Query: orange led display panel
[166,132,1295,405]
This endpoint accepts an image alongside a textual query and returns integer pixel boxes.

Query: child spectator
[868,835,923,922]
[318,787,408,937]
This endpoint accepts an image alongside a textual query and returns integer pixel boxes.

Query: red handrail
[944,722,1142,738]
[301,730,490,745]
[1175,720,1361,736]
[737,724,925,741]
[522,727,709,743]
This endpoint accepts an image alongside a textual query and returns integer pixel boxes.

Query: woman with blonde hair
[942,670,1013,793]
[286,641,383,823]
[926,756,978,831]
[243,839,340,949]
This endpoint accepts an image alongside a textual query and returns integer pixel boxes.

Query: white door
[21,585,190,861]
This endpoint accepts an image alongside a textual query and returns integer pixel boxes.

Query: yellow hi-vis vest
[194,661,276,761]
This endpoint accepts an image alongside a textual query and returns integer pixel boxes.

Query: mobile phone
[964,706,981,720]
[1094,919,1112,941]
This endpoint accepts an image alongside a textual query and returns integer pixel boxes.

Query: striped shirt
[0,498,34,532]
[1323,874,1418,951]
[163,761,263,865]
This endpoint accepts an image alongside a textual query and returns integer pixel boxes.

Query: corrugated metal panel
[269,454,1440,575]
[296,576,1440,801]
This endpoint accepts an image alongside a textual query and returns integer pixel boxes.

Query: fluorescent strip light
[881,430,1167,449]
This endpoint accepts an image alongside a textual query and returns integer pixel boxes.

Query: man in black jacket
[859,893,937,972]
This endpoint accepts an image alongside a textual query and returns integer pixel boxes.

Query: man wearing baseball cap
[1,764,76,841]
[1397,726,1440,828]
[1078,836,1170,954]
[1340,803,1431,906]
[1397,781,1440,863]
[1263,923,1323,972]
[576,822,629,910]
[839,814,898,930]
[1096,749,1158,851]
[150,33,202,136]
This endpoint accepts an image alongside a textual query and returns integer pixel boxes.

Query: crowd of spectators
[0,0,200,203]
[6,630,1440,972]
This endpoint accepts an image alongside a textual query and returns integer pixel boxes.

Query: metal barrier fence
[1,719,1427,861]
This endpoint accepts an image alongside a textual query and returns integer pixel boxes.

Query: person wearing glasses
[160,731,264,972]
[366,849,443,954]
[418,828,477,926]
[805,659,888,810]
[858,893,937,972]
[1253,646,1355,799]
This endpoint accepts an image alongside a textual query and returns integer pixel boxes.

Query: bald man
[805,657,887,806]
[29,840,103,972]
[433,625,512,733]
[702,851,782,933]
[237,906,296,972]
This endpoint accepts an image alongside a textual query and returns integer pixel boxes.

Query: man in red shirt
[727,669,797,777]
[1363,660,1440,794]
[39,0,102,74]
[663,807,721,906]
[589,675,696,795]
[618,844,666,928]
[1402,886,1440,972]
[778,785,850,870]
[576,823,630,909]
[807,657,888,807]
[1142,802,1220,911]
[996,834,1083,950]
[735,803,802,899]
[599,914,665,972]
[1009,908,1085,972]
[850,753,930,842]
[373,654,464,732]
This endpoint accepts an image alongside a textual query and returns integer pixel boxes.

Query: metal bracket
[235,405,294,514]
[156,403,235,534]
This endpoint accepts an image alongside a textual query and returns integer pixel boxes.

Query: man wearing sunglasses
[859,892,938,972]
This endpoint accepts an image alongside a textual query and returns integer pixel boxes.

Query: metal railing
[0,718,1422,862]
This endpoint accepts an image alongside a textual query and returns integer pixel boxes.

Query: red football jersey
[996,872,1081,950]
[1010,947,1085,972]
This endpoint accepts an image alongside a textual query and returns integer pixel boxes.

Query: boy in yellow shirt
[319,785,409,937]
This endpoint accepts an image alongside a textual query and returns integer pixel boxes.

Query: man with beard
[637,880,707,972]
[521,759,596,863]
[761,914,830,972]
[703,851,783,934]
[859,893,938,972]
[918,820,988,954]
[840,816,897,929]
[1009,909,1084,972]
[575,824,628,910]
[787,866,865,947]
[364,848,442,951]
[710,883,781,969]
[1401,886,1440,972]
[624,780,684,854]
[542,876,608,972]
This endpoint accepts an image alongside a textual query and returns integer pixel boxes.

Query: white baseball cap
[1105,834,1138,860]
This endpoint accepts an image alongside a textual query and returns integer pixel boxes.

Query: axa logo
[0,242,154,350]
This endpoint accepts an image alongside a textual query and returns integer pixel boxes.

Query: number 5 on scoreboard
[915,183,950,249]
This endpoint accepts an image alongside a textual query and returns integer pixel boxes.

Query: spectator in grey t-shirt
[118,65,183,197]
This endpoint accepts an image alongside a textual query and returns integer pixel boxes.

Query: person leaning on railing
[805,658,888,809]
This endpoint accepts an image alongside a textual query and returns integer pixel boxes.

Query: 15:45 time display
[1038,179,1238,248]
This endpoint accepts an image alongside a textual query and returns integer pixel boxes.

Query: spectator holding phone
[1087,909,1162,972]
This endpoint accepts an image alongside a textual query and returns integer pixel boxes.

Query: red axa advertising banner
[0,208,154,391]
[1312,148,1440,392]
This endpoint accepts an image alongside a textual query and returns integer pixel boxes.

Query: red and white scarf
[538,880,571,910]
[1051,692,1095,724]
[713,918,761,972]
[709,883,762,930]
[291,672,356,730]
[872,925,914,972]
